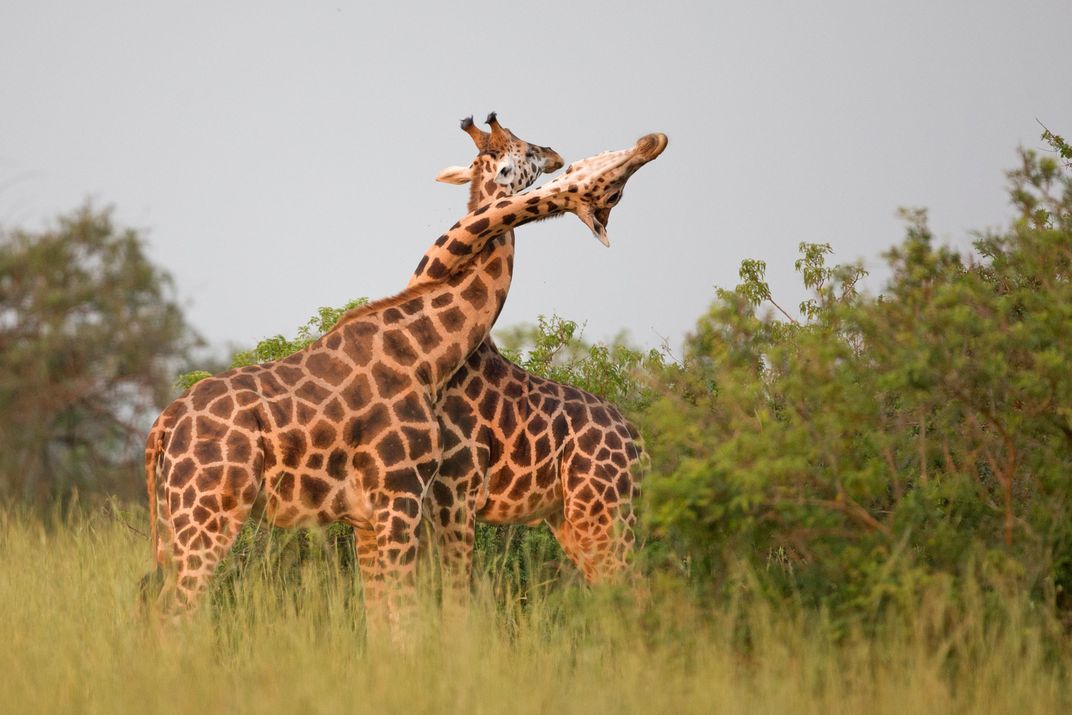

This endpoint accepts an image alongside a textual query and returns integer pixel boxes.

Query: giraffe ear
[576,203,612,247]
[435,165,473,185]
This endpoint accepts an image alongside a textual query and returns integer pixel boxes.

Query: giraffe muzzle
[634,133,668,162]
[579,133,668,247]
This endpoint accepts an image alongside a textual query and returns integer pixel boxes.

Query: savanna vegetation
[1,131,1070,712]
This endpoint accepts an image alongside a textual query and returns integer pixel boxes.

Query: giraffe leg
[152,422,262,621]
[426,493,477,611]
[547,514,626,584]
[371,495,425,636]
[548,467,637,584]
[436,505,477,596]
[354,520,386,630]
[156,475,257,620]
[424,439,483,603]
[145,406,265,622]
[364,461,439,637]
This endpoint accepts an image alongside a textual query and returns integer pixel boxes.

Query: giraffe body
[435,342,645,582]
[414,117,649,585]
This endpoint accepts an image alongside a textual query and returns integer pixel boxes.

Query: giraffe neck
[413,181,570,284]
[407,182,515,291]
[331,182,576,393]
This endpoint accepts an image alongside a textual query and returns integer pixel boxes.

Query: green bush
[639,141,1072,624]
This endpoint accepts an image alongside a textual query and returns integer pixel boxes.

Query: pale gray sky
[2,1,1070,353]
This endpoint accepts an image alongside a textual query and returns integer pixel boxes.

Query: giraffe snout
[634,133,668,161]
[541,148,565,174]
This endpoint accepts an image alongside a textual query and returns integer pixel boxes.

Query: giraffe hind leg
[354,520,385,628]
[155,461,260,620]
[548,512,633,584]
[156,510,254,620]
[549,465,637,584]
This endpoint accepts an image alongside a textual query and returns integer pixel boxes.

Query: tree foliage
[0,205,197,502]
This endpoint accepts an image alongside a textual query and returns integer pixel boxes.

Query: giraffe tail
[626,422,652,480]
[144,421,165,566]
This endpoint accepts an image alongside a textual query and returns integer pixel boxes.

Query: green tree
[0,204,198,502]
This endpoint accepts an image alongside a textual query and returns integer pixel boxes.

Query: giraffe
[411,115,651,590]
[143,128,668,629]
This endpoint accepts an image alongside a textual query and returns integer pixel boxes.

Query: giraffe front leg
[371,491,423,640]
[428,490,477,612]
[353,520,386,631]
[363,411,441,641]
[424,440,483,604]
[437,506,477,597]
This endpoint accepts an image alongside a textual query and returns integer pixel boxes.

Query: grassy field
[0,506,1069,714]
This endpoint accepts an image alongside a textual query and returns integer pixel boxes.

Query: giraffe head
[435,112,564,206]
[551,132,668,246]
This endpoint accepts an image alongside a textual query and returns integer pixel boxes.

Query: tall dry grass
[0,506,1068,714]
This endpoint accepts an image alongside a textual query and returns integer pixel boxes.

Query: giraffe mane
[325,281,441,335]
[467,153,499,211]
[467,177,485,212]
